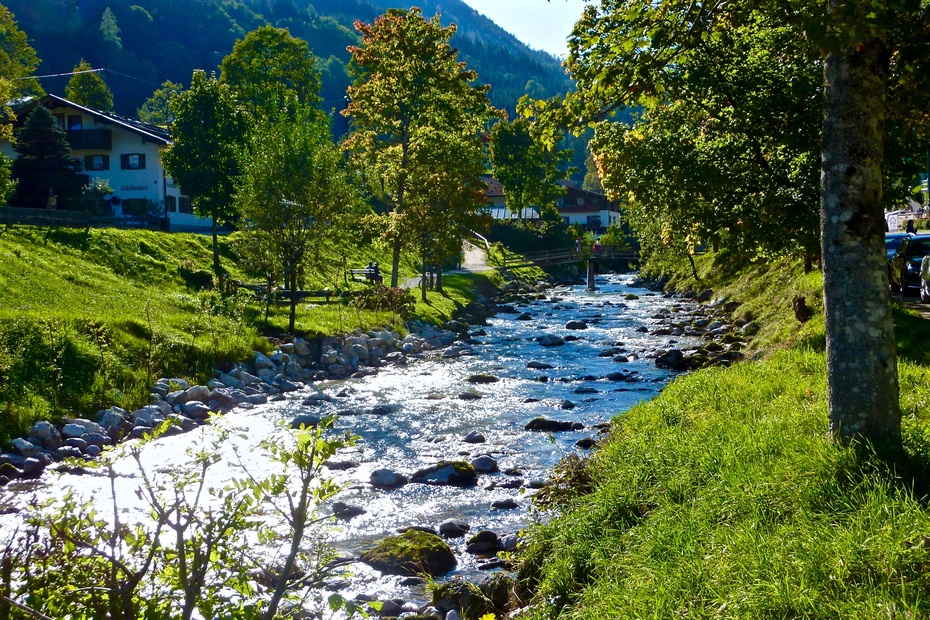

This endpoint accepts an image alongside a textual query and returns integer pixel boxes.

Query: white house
[481,175,624,233]
[2,94,210,231]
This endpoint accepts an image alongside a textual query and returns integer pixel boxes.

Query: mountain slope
[4,0,571,117]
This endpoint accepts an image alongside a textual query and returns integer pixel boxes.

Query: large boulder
[565,320,588,330]
[411,461,478,487]
[537,334,564,347]
[370,468,409,488]
[656,349,688,371]
[524,418,579,432]
[28,421,61,450]
[360,530,457,577]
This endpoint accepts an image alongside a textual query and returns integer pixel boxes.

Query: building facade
[2,94,209,231]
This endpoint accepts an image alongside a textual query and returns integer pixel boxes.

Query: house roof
[481,174,505,198]
[12,94,171,146]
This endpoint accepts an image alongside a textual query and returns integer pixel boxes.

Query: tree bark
[820,33,900,453]
[288,270,297,333]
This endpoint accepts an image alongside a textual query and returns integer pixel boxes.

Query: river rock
[470,455,499,473]
[565,320,587,330]
[466,530,501,555]
[130,426,154,440]
[575,437,598,449]
[95,408,130,434]
[28,421,61,450]
[291,414,320,429]
[61,423,87,439]
[559,399,576,410]
[182,401,212,420]
[527,360,553,370]
[463,431,486,444]
[324,460,359,470]
[439,519,470,538]
[360,530,457,577]
[85,445,102,458]
[66,437,88,451]
[524,418,578,432]
[491,498,519,510]
[254,351,275,370]
[293,337,311,356]
[466,374,499,384]
[458,391,481,401]
[411,461,478,486]
[370,468,408,488]
[537,334,564,347]
[11,438,42,458]
[516,312,533,321]
[333,502,366,520]
[656,349,688,371]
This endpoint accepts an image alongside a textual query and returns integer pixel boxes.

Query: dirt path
[399,241,491,290]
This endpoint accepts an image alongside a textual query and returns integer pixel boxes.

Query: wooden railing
[0,206,164,230]
[498,246,639,268]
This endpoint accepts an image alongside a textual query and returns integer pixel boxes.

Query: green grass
[0,225,490,443]
[518,257,930,619]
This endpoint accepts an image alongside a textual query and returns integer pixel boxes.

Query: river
[2,272,699,615]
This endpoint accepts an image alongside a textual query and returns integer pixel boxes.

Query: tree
[99,6,122,50]
[163,70,249,274]
[0,4,42,98]
[236,107,359,333]
[403,124,488,301]
[219,25,322,121]
[137,80,181,127]
[344,8,498,287]
[490,115,568,220]
[556,0,930,453]
[65,59,113,111]
[10,105,83,210]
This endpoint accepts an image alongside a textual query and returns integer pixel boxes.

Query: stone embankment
[0,296,502,487]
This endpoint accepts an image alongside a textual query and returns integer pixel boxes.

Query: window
[84,155,109,171]
[586,215,602,228]
[67,115,82,130]
[53,114,65,130]
[178,196,192,214]
[165,195,177,212]
[122,198,148,216]
[577,197,584,206]
[120,153,146,170]
[556,198,564,207]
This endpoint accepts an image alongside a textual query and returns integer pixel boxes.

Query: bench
[350,268,382,283]
[237,282,334,302]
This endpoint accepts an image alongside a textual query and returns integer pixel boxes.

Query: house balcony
[66,129,112,151]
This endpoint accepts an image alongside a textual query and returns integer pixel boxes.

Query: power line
[13,67,104,80]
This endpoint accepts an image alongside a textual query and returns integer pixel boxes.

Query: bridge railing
[497,246,639,268]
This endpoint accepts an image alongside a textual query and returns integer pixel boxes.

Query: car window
[886,235,907,251]
[908,238,930,255]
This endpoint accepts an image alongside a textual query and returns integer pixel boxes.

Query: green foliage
[163,69,249,272]
[10,106,84,210]
[220,25,322,120]
[344,6,498,286]
[99,6,122,50]
[65,59,114,111]
[5,419,359,619]
[236,106,360,332]
[0,3,42,99]
[137,80,182,127]
[490,116,568,219]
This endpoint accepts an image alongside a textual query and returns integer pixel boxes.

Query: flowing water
[3,272,698,610]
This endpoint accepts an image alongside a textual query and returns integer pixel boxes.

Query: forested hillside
[4,0,571,117]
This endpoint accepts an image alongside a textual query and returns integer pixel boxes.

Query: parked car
[889,235,930,295]
[886,232,912,291]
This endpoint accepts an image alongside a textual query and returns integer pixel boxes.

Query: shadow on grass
[894,305,930,365]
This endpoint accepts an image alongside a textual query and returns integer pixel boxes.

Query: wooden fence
[0,206,164,230]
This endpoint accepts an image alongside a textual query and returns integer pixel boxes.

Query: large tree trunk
[391,238,401,288]
[820,33,900,453]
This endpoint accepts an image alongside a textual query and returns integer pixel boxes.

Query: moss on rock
[360,529,457,577]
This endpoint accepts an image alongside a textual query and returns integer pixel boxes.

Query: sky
[459,0,589,58]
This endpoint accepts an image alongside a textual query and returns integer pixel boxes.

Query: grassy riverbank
[0,226,496,443]
[517,255,930,619]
